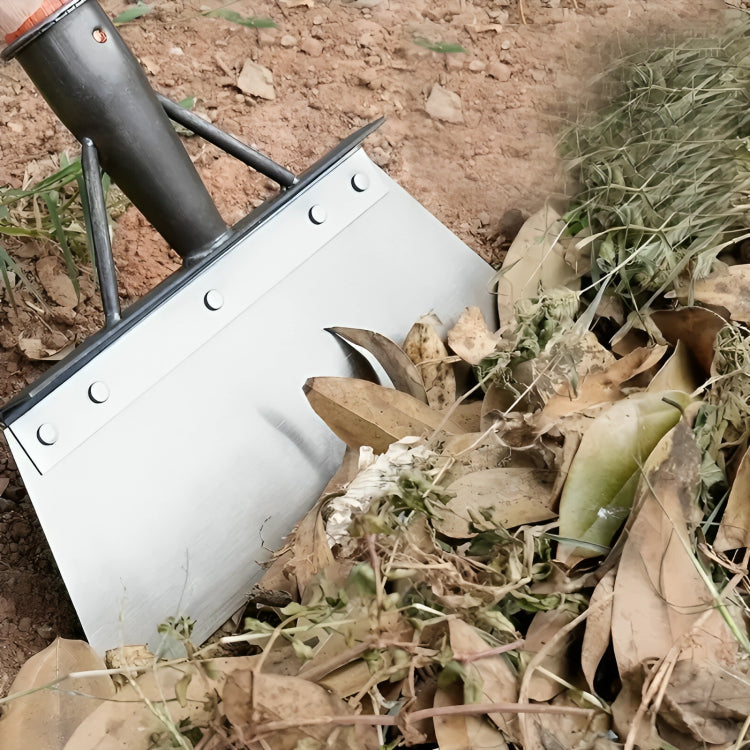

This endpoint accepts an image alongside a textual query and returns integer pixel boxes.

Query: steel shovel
[0,0,496,653]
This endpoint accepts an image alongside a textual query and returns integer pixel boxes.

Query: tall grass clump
[561,17,750,310]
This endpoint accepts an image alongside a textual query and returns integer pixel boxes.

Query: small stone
[312,15,324,24]
[50,306,77,326]
[280,34,297,48]
[237,60,276,100]
[17,617,32,633]
[425,83,464,124]
[10,520,31,541]
[501,39,512,50]
[468,60,486,72]
[301,37,323,56]
[257,28,278,47]
[487,61,512,81]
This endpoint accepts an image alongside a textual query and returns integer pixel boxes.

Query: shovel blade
[3,146,495,653]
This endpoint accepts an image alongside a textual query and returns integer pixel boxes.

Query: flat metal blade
[3,146,495,653]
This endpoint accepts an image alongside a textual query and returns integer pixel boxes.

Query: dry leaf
[611,422,736,679]
[647,340,701,395]
[403,317,457,410]
[435,468,557,538]
[284,502,334,595]
[448,400,483,433]
[580,568,615,694]
[661,658,750,744]
[327,326,428,403]
[532,694,613,750]
[223,670,379,749]
[651,307,728,376]
[446,306,499,366]
[523,610,577,702]
[480,382,517,430]
[448,619,519,740]
[542,345,667,420]
[63,656,259,750]
[685,264,750,323]
[714,444,750,551]
[433,683,509,750]
[304,377,464,453]
[36,255,78,307]
[0,638,115,750]
[495,205,580,326]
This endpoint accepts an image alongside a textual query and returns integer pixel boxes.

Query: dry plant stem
[366,533,385,617]
[453,639,525,663]
[250,700,594,738]
[518,0,526,24]
[624,645,682,750]
[518,592,614,750]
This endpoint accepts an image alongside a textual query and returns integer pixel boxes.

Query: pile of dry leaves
[3,196,750,749]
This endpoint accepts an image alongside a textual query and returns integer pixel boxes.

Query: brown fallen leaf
[542,344,667,420]
[223,670,379,749]
[304,377,464,453]
[580,568,616,694]
[432,683,509,750]
[495,205,580,326]
[647,340,701,395]
[683,264,750,323]
[523,610,577,703]
[651,307,727,376]
[36,255,78,308]
[327,326,428,403]
[63,656,259,750]
[660,658,750,744]
[532,694,613,750]
[403,316,457,410]
[448,619,519,741]
[435,468,557,539]
[715,444,750,552]
[611,422,736,678]
[447,306,499,366]
[0,638,115,750]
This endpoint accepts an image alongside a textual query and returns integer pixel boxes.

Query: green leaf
[177,96,196,110]
[558,390,692,559]
[113,3,151,25]
[413,37,466,54]
[204,9,276,28]
[43,191,81,303]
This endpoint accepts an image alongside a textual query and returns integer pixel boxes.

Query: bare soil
[0,0,724,694]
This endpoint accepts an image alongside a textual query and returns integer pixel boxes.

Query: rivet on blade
[88,382,110,404]
[351,173,370,192]
[204,290,224,311]
[37,424,59,446]
[308,205,327,225]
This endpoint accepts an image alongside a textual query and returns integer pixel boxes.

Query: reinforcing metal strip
[9,147,387,474]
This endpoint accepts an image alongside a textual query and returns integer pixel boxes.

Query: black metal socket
[4,0,229,263]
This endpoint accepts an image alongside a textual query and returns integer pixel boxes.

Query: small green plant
[203,8,276,28]
[113,2,152,25]
[413,36,466,54]
[560,18,750,310]
[0,154,127,305]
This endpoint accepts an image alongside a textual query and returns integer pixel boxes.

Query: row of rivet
[35,171,372,447]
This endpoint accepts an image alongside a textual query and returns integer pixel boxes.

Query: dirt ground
[0,0,727,695]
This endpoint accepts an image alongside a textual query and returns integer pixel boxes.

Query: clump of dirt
[0,0,723,692]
